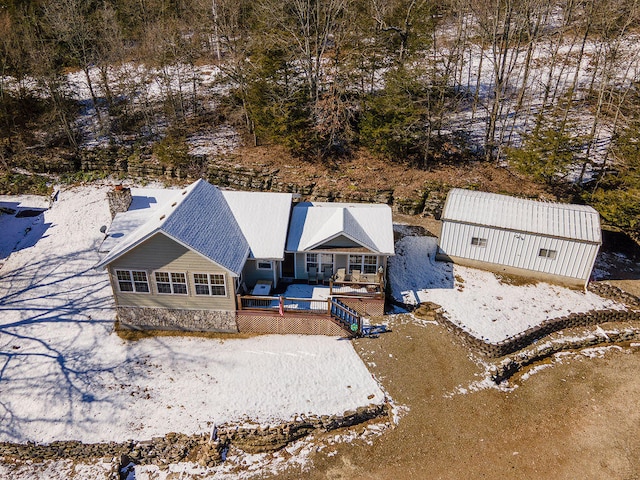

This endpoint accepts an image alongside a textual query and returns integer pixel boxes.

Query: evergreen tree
[506,121,584,185]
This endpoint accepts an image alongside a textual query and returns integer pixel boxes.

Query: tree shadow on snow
[0,204,51,260]
[388,232,455,308]
[0,246,167,442]
[592,230,640,281]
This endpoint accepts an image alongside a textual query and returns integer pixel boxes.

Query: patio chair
[308,266,319,284]
[351,269,361,283]
[322,265,333,285]
[335,268,346,282]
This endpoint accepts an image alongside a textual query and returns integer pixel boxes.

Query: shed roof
[96,180,250,275]
[441,188,602,243]
[286,202,395,254]
[222,190,293,260]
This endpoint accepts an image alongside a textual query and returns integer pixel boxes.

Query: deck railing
[328,279,384,299]
[237,295,329,313]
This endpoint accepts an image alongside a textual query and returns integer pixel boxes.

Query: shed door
[512,232,526,267]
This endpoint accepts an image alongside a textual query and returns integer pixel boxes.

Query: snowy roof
[96,180,250,275]
[98,209,151,253]
[441,188,602,243]
[286,202,395,254]
[222,190,293,259]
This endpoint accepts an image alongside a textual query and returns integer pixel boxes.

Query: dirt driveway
[270,317,640,480]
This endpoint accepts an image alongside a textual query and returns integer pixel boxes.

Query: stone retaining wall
[439,308,640,358]
[430,281,640,358]
[0,404,388,474]
[79,147,452,214]
[117,307,238,333]
[588,282,640,309]
[490,325,640,384]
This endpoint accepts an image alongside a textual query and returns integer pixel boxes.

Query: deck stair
[330,297,362,336]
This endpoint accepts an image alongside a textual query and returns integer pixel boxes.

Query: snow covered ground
[0,185,384,444]
[0,185,628,449]
[389,230,625,344]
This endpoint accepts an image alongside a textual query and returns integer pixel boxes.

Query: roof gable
[310,234,364,249]
[286,202,395,254]
[441,188,602,243]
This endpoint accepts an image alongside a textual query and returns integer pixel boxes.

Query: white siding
[439,221,599,282]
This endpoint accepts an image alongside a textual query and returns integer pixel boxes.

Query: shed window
[193,273,226,296]
[471,237,487,247]
[257,261,273,270]
[539,248,557,259]
[115,270,149,293]
[155,272,188,294]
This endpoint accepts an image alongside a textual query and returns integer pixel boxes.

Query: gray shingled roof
[96,180,250,275]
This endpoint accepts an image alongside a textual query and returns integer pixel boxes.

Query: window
[320,253,334,272]
[363,255,378,274]
[115,270,149,293]
[306,253,318,272]
[306,253,333,273]
[155,272,187,294]
[471,237,487,247]
[348,255,379,274]
[257,261,273,270]
[539,248,557,259]
[193,273,226,296]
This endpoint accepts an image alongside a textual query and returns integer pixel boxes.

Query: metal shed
[437,189,602,288]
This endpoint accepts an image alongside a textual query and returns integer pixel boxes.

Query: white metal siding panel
[440,220,597,282]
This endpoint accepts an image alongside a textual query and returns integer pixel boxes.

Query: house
[97,179,394,335]
[437,188,601,288]
[96,179,292,332]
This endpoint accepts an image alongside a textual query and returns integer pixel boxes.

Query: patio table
[251,280,272,295]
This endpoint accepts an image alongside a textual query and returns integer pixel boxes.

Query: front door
[282,253,295,278]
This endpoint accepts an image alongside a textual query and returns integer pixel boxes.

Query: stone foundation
[117,306,238,333]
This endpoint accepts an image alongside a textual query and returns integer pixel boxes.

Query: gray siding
[439,221,599,282]
[242,260,279,286]
[293,252,382,280]
[109,232,237,311]
[319,236,362,248]
[295,253,307,279]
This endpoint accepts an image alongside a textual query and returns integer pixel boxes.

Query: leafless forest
[1,0,640,232]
